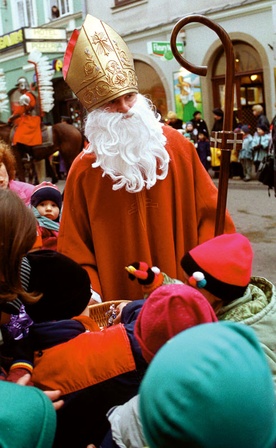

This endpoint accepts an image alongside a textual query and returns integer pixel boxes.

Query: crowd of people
[165,103,273,181]
[0,13,276,448]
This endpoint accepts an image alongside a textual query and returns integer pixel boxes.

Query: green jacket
[217,276,276,392]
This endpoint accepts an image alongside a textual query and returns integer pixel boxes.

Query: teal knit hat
[139,322,276,448]
[0,381,56,447]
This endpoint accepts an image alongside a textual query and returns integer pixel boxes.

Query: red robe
[58,125,235,301]
[12,92,42,146]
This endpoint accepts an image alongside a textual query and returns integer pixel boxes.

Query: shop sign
[0,27,67,54]
[147,41,184,60]
[26,41,67,54]
[0,29,24,52]
[23,28,66,40]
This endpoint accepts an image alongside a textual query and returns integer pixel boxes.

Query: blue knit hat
[139,322,276,448]
[31,181,62,210]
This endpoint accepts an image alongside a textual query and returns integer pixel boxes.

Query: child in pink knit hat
[97,283,218,448]
[134,283,217,363]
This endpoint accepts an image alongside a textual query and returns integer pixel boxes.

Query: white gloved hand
[19,94,30,106]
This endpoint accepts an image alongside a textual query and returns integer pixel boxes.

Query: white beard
[83,94,170,193]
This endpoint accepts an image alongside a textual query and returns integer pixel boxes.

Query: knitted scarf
[32,206,60,231]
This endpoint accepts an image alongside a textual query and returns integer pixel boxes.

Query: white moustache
[122,111,134,119]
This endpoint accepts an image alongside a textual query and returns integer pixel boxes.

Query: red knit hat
[134,283,217,363]
[181,233,253,302]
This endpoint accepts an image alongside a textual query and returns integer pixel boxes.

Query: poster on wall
[173,68,202,123]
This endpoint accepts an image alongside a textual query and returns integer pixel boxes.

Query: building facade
[0,0,275,132]
[87,0,276,131]
[0,0,85,125]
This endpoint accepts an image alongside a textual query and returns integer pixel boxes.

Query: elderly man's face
[103,93,137,113]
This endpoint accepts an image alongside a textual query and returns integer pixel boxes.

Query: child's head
[139,321,276,448]
[0,188,39,313]
[185,121,194,132]
[31,182,62,221]
[198,131,208,141]
[181,233,253,310]
[257,125,269,135]
[134,283,217,363]
[241,124,250,136]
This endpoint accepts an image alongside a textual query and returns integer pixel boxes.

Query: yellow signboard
[0,29,23,51]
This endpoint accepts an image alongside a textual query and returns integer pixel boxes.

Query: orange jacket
[32,321,136,395]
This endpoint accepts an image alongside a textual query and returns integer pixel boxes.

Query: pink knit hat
[134,283,218,363]
[181,233,253,302]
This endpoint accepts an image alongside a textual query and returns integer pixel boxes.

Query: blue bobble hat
[139,321,276,448]
[0,381,56,448]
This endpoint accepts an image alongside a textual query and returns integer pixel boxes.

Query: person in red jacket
[8,77,42,181]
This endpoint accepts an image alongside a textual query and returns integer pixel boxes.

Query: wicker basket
[88,300,130,329]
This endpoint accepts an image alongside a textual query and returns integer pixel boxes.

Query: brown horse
[0,122,84,182]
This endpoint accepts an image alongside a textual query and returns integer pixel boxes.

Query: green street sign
[147,41,184,60]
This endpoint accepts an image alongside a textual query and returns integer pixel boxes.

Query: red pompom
[188,276,197,287]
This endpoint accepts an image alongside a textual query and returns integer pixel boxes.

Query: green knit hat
[0,381,56,447]
[139,322,276,448]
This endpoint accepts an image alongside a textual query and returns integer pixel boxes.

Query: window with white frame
[49,0,71,19]
[12,0,37,28]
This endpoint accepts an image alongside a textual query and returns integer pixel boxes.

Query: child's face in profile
[0,162,9,190]
[37,200,59,221]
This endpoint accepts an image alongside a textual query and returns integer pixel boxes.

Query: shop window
[212,40,265,126]
[214,42,262,76]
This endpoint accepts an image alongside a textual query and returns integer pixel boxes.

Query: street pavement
[214,177,276,284]
[56,175,276,285]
